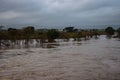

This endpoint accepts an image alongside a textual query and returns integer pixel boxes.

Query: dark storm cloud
[0,0,120,28]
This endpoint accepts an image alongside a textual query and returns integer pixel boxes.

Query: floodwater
[0,35,120,80]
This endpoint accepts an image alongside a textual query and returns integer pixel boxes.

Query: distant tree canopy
[23,26,35,35]
[105,27,115,35]
[64,27,78,32]
[8,28,17,35]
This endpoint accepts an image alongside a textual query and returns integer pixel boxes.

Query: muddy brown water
[0,35,120,80]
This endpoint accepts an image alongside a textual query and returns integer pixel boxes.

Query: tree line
[0,26,120,49]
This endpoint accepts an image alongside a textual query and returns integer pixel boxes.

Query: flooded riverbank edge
[0,35,120,80]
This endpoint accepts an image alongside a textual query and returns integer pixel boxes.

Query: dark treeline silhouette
[0,26,120,49]
[105,26,120,38]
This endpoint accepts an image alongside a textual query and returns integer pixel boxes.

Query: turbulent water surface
[0,35,120,80]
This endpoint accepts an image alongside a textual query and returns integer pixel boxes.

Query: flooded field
[0,35,120,80]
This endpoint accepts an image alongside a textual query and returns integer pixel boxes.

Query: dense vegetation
[0,26,120,49]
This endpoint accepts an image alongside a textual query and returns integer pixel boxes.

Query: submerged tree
[105,27,115,35]
[23,26,35,47]
[0,25,4,49]
[35,29,48,43]
[117,27,120,38]
[47,29,60,42]
[0,25,106,49]
[8,28,18,41]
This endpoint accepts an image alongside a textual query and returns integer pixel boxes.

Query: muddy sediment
[0,36,120,80]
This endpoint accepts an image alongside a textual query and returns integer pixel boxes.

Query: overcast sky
[0,0,120,29]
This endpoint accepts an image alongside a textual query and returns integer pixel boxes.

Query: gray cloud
[0,0,120,28]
